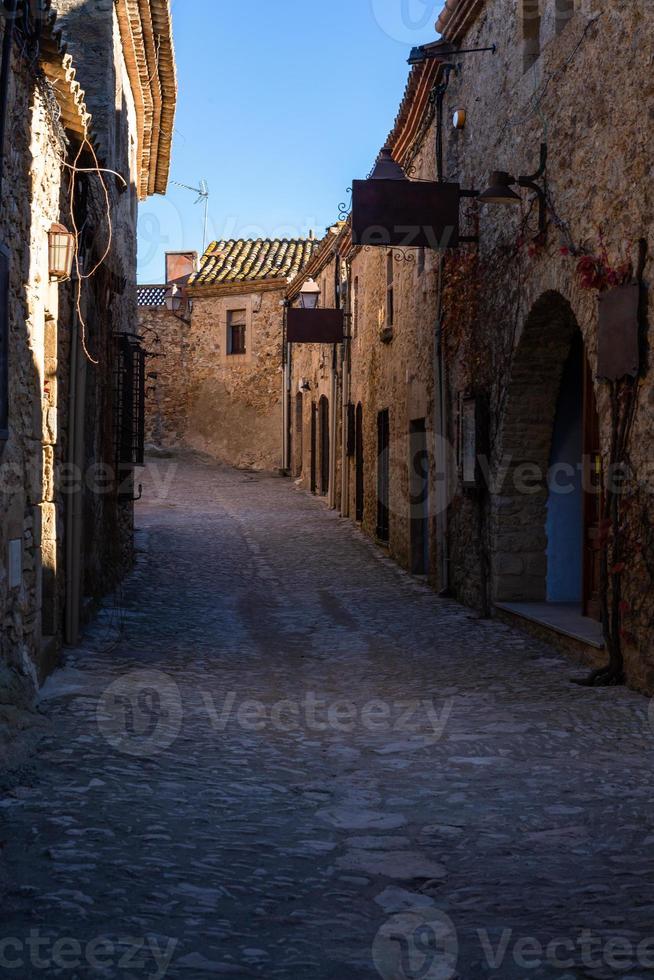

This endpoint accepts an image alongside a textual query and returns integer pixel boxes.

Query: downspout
[329,250,340,510]
[65,301,86,644]
[433,67,453,594]
[0,0,18,204]
[340,258,352,518]
[281,301,290,473]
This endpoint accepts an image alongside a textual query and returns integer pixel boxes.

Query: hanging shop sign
[597,283,640,381]
[287,308,345,345]
[351,178,461,250]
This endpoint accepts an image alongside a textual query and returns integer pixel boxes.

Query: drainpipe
[0,0,19,203]
[281,303,290,472]
[340,260,352,518]
[65,302,86,644]
[433,70,453,594]
[329,251,340,510]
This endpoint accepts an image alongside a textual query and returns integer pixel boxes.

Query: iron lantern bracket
[516,143,548,239]
[408,44,497,65]
[458,188,480,243]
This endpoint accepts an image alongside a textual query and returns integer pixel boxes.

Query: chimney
[165,251,198,285]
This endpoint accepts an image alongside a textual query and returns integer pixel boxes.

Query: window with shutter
[227,309,247,355]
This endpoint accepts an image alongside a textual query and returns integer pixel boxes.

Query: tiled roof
[189,239,318,289]
[137,285,166,307]
[115,0,177,198]
[436,0,484,43]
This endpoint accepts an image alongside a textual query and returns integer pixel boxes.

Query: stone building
[138,238,318,471]
[286,0,654,691]
[0,0,176,711]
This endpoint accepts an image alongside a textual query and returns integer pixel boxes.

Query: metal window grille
[114,334,145,468]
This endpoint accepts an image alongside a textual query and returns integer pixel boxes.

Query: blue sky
[137,0,443,282]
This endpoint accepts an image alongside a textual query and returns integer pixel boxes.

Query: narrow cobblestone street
[2,454,654,979]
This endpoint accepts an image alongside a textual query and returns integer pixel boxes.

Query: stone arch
[493,290,584,603]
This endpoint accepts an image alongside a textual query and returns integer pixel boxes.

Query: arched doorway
[355,403,364,523]
[318,396,330,497]
[493,291,601,630]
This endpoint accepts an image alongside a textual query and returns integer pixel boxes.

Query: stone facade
[0,0,176,713]
[139,284,286,471]
[284,0,654,692]
[139,239,319,471]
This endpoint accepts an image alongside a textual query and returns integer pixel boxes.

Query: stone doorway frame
[491,290,589,604]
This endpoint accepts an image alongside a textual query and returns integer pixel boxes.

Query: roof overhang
[115,0,177,199]
[186,278,292,300]
[436,0,485,43]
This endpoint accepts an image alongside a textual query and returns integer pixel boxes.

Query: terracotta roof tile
[189,238,319,288]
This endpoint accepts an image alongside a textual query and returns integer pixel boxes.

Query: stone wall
[0,44,71,695]
[0,2,146,703]
[139,304,191,448]
[437,0,654,687]
[140,285,285,471]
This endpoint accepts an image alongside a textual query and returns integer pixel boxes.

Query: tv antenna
[172,177,210,253]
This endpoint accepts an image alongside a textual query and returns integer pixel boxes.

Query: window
[353,276,359,338]
[417,247,426,277]
[521,0,541,71]
[386,251,394,327]
[0,246,9,442]
[227,309,246,355]
[555,0,574,33]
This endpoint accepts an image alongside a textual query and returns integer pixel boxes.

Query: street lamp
[478,144,548,239]
[48,223,75,280]
[165,283,192,323]
[298,278,321,310]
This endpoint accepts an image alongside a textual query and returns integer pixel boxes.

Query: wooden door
[319,396,330,496]
[310,402,317,494]
[355,404,364,523]
[582,358,602,621]
[376,409,390,542]
[409,419,429,575]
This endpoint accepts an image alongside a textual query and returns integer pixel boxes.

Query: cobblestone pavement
[2,454,654,979]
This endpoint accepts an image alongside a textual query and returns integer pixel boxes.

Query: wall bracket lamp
[164,283,193,324]
[48,223,75,281]
[479,143,548,240]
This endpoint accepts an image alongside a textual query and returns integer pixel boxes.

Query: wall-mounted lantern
[165,283,193,324]
[298,278,321,310]
[351,147,462,250]
[478,143,548,239]
[48,223,75,281]
[287,277,344,344]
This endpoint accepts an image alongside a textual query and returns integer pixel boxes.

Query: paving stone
[1,455,653,979]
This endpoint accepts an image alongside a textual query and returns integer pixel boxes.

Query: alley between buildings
[2,454,654,980]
